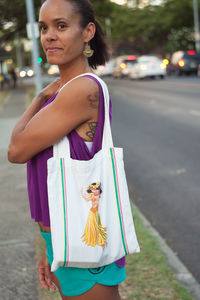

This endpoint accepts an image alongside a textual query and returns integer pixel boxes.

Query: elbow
[7,143,16,163]
[8,143,27,164]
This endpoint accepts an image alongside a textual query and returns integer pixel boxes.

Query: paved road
[104,76,200,283]
[0,88,38,300]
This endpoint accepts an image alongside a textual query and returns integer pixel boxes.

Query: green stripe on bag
[60,158,67,266]
[109,149,128,255]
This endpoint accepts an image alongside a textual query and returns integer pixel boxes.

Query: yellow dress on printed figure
[81,206,107,247]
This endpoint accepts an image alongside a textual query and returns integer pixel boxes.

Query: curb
[133,203,200,300]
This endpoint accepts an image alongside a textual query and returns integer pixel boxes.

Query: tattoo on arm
[38,92,49,104]
[88,91,99,109]
[85,122,98,141]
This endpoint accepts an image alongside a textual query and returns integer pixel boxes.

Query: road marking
[189,109,200,117]
[169,168,186,175]
[16,183,27,190]
[0,239,30,247]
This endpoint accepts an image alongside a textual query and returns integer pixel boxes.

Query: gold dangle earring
[83,43,94,58]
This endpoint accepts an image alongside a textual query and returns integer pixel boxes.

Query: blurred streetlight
[193,0,200,52]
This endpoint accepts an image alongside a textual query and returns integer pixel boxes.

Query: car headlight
[178,59,185,67]
[163,59,169,65]
[20,71,26,78]
[27,69,34,77]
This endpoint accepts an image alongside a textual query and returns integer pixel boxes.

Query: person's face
[91,187,100,196]
[39,0,88,65]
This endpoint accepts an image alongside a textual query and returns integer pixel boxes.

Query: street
[104,76,200,283]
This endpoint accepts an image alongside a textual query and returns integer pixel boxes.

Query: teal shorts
[39,228,126,296]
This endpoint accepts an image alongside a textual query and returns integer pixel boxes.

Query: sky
[110,0,127,4]
[110,0,163,6]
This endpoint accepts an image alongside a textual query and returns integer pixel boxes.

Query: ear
[83,22,96,43]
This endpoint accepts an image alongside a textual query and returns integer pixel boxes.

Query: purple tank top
[27,75,125,267]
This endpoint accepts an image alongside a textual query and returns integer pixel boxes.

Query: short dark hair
[41,0,109,69]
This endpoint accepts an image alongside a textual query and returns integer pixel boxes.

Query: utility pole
[15,33,23,71]
[25,0,43,94]
[105,18,112,39]
[193,0,200,52]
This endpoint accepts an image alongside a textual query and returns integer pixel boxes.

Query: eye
[39,25,47,32]
[58,23,67,30]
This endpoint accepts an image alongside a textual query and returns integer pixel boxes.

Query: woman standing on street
[8,0,126,299]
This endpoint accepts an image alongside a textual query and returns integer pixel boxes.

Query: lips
[46,47,62,53]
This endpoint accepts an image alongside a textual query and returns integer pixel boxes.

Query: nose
[44,27,57,42]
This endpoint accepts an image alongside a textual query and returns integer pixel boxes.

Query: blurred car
[19,67,34,78]
[129,55,166,79]
[95,60,115,77]
[112,55,137,78]
[167,50,200,76]
[198,64,200,77]
[47,65,59,75]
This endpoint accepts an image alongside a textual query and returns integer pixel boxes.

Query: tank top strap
[67,74,112,160]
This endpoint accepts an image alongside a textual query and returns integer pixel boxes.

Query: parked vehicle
[47,65,59,75]
[18,67,34,78]
[95,60,115,77]
[198,64,200,77]
[112,55,137,78]
[167,50,200,76]
[129,55,166,79]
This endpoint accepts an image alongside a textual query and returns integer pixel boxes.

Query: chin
[46,53,62,65]
[47,57,60,65]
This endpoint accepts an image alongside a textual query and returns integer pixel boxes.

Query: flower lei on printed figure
[81,182,107,247]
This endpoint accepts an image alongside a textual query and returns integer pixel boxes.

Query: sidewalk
[0,87,38,300]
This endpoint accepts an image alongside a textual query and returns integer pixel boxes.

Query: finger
[38,267,50,291]
[44,265,57,291]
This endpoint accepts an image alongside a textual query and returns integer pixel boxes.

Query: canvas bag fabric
[47,73,140,272]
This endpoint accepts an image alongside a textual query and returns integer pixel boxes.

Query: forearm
[11,92,48,139]
[8,92,49,163]
[8,78,61,164]
[43,243,47,255]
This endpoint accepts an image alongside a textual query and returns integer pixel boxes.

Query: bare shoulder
[54,75,100,111]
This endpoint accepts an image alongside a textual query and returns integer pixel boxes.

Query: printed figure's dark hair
[87,183,102,194]
[41,0,109,69]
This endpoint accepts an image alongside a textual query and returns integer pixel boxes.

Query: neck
[58,56,92,86]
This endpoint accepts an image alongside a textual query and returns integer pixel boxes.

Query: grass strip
[36,204,194,300]
[119,204,194,300]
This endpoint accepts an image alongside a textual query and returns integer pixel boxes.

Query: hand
[40,77,61,103]
[38,249,57,291]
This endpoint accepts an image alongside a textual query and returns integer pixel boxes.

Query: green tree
[0,0,199,57]
[165,27,195,53]
[0,0,41,44]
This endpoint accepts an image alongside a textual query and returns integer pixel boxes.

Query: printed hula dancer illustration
[81,182,107,247]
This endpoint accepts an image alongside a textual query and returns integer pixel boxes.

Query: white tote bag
[47,73,140,272]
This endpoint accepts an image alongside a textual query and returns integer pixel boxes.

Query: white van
[129,55,166,79]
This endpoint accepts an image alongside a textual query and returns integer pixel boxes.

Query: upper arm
[9,77,99,163]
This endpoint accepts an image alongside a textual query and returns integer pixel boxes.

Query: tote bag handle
[53,73,113,158]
